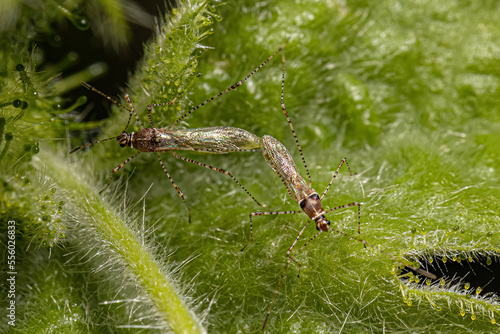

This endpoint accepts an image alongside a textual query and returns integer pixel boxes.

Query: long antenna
[81,81,142,131]
[69,136,117,154]
[71,82,146,154]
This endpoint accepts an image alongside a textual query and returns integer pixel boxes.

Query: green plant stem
[36,151,204,334]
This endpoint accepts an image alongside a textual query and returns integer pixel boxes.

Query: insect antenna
[261,228,437,331]
[168,42,288,130]
[69,136,117,154]
[71,83,145,154]
[81,81,143,130]
[279,48,312,186]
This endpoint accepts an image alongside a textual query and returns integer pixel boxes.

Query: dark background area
[37,0,173,122]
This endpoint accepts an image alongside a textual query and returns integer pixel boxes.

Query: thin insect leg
[262,230,323,332]
[287,221,311,257]
[324,201,362,238]
[124,94,144,129]
[171,152,263,207]
[100,151,140,194]
[285,220,313,273]
[146,91,184,128]
[280,48,311,186]
[285,220,313,277]
[321,158,355,200]
[262,226,438,332]
[241,209,302,252]
[288,229,323,275]
[81,82,137,131]
[170,43,287,129]
[156,153,191,223]
[69,136,117,154]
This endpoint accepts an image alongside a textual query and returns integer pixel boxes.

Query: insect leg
[100,151,140,194]
[262,229,323,332]
[322,158,361,238]
[82,82,131,113]
[320,158,355,200]
[241,210,302,252]
[171,152,263,207]
[146,91,184,128]
[69,136,117,154]
[170,43,286,129]
[171,152,265,206]
[325,201,362,240]
[124,94,144,129]
[279,47,311,186]
[285,220,313,275]
[156,153,191,223]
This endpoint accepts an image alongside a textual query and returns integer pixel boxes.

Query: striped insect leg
[321,158,355,200]
[325,201,362,240]
[171,152,263,207]
[100,151,140,194]
[156,153,191,223]
[262,229,323,332]
[146,91,184,128]
[170,44,286,129]
[241,209,302,252]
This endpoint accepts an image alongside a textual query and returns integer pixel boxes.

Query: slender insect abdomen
[261,135,311,203]
[154,127,262,153]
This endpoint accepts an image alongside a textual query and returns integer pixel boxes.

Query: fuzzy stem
[36,151,204,334]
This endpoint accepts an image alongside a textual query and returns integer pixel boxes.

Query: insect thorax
[299,192,329,231]
[130,128,160,152]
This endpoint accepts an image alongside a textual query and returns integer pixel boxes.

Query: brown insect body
[261,135,329,231]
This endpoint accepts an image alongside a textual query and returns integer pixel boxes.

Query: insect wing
[261,135,308,203]
[163,127,262,153]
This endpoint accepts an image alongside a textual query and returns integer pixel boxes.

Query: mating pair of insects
[71,43,436,331]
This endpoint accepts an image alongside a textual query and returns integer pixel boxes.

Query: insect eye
[299,200,306,209]
[310,193,320,201]
[119,143,126,148]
